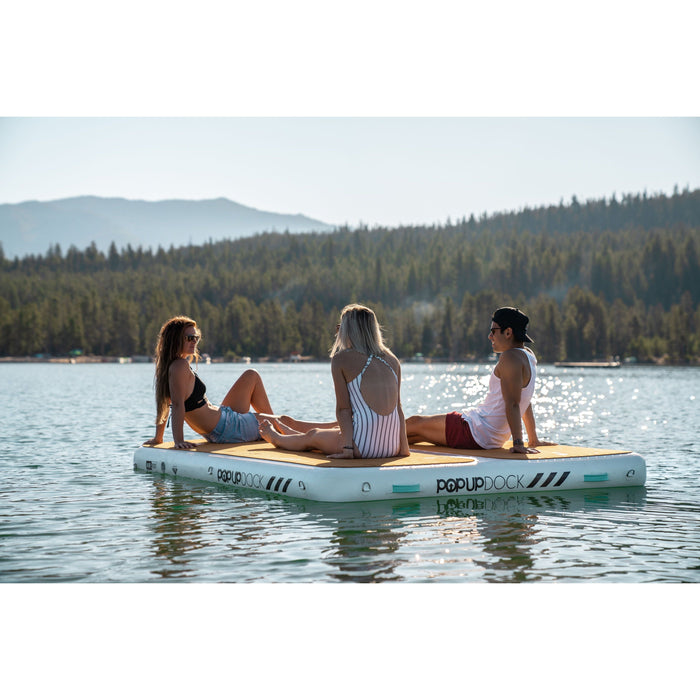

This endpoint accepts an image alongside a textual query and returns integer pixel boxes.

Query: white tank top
[462,348,537,449]
[347,354,402,459]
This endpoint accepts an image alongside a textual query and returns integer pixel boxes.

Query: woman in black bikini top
[144,316,276,449]
[183,372,207,412]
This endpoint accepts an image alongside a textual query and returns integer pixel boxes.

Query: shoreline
[0,355,314,364]
[1,355,697,367]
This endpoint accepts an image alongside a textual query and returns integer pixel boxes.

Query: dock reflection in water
[143,482,647,583]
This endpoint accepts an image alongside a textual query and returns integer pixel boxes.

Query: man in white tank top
[406,307,555,454]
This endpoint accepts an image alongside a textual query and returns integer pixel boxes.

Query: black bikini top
[184,372,207,412]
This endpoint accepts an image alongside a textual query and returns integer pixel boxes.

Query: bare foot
[272,417,303,435]
[259,420,284,447]
[257,414,302,435]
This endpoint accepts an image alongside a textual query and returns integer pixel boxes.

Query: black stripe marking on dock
[554,471,571,487]
[527,473,543,488]
[540,472,558,488]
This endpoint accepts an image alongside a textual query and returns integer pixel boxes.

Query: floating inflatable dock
[133,440,646,503]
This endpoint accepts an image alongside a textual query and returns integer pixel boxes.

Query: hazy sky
[2,3,699,228]
[1,117,698,228]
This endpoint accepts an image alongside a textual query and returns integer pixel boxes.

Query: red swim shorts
[445,411,483,449]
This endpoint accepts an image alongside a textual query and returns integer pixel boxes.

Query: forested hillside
[2,188,699,363]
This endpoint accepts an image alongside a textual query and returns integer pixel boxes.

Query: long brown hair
[330,304,391,358]
[154,316,200,423]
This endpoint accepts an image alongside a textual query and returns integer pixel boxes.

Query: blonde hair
[153,316,200,423]
[330,304,391,357]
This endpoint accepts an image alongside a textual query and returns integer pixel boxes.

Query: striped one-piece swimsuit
[347,354,402,458]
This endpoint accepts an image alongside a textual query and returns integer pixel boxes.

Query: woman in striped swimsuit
[259,304,410,459]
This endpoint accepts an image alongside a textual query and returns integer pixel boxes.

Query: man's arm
[498,351,528,453]
[498,351,543,454]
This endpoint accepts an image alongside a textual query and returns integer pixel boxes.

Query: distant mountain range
[0,196,336,259]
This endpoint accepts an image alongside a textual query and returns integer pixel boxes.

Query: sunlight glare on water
[1,362,699,583]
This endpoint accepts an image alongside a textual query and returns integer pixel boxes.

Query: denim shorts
[204,406,260,444]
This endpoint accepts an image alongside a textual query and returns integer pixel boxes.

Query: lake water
[1,361,699,584]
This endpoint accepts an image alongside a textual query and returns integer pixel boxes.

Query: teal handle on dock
[393,484,420,493]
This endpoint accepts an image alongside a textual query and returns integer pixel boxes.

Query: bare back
[336,350,400,415]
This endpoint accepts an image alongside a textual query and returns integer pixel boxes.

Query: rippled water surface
[2,362,699,582]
